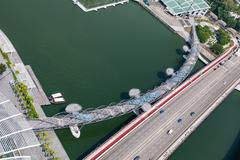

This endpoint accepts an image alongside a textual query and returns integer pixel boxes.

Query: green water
[0,0,239,160]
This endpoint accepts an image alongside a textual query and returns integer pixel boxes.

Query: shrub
[196,25,213,43]
[0,63,6,75]
[217,29,231,46]
[211,43,224,55]
[15,82,39,119]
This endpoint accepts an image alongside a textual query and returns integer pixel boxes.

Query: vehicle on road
[167,129,173,135]
[190,112,195,116]
[177,118,182,123]
[159,109,164,114]
[224,81,227,85]
[133,156,140,160]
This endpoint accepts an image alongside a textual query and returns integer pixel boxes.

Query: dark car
[133,156,141,160]
[190,112,195,116]
[159,109,164,114]
[177,118,182,123]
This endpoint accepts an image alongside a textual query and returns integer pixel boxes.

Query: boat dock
[72,0,129,12]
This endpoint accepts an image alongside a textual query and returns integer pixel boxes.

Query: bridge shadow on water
[223,130,240,160]
[175,49,186,70]
[176,48,185,56]
[119,47,187,99]
[157,71,169,82]
[77,114,136,160]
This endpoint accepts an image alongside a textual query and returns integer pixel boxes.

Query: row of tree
[15,82,39,119]
[36,131,61,160]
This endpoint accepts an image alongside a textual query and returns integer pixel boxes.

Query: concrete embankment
[25,65,50,106]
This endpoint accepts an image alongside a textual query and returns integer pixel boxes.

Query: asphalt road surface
[98,54,240,160]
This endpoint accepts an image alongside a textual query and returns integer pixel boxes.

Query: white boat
[70,125,81,138]
[51,92,63,98]
[72,0,78,5]
[49,92,66,104]
[50,97,66,104]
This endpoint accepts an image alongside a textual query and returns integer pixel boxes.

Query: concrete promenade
[73,0,129,12]
[85,41,239,159]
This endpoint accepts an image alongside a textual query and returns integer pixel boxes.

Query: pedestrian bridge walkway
[29,19,200,131]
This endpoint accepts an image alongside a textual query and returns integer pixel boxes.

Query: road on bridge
[86,44,240,160]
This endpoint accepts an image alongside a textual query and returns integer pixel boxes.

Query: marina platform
[73,0,129,12]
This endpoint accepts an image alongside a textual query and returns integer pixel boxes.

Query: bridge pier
[129,88,142,115]
[166,68,175,76]
[141,103,152,112]
[129,88,141,98]
[65,103,82,113]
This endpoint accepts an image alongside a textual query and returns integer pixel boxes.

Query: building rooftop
[161,0,210,15]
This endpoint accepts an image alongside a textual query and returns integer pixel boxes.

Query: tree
[208,0,240,30]
[0,63,6,75]
[217,29,230,45]
[211,43,224,55]
[235,20,240,31]
[196,25,213,43]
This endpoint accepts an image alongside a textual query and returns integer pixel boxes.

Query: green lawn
[79,0,124,9]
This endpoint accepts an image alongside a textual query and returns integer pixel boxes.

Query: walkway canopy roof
[0,92,40,157]
[161,0,210,15]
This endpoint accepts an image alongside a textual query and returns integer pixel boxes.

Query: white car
[167,129,173,135]
[224,81,227,85]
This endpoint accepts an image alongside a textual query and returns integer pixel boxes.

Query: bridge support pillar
[141,103,152,112]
